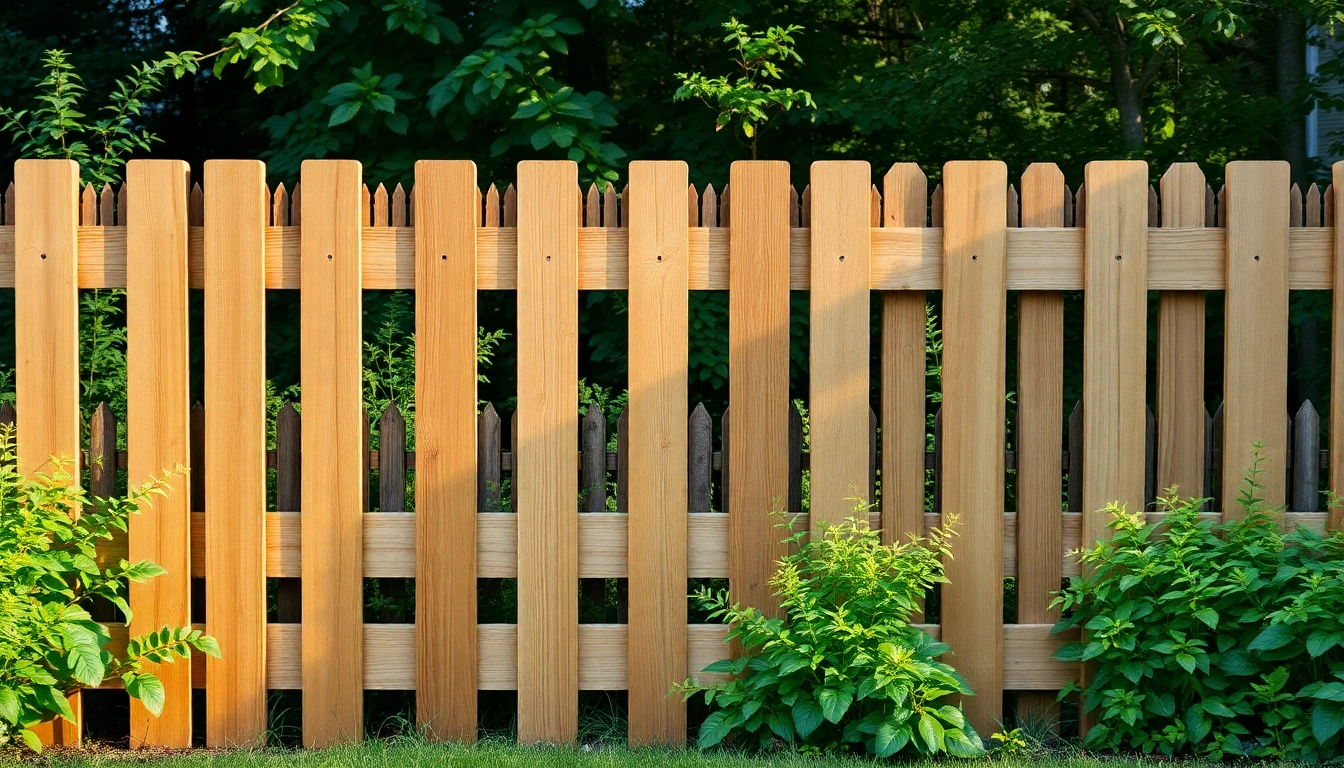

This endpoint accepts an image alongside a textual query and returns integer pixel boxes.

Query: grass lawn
[1,739,1300,768]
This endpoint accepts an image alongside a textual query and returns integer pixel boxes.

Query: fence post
[1156,163,1207,500]
[516,160,580,744]
[125,160,193,747]
[413,160,479,741]
[203,159,268,747]
[15,159,83,748]
[1221,162,1291,517]
[1015,162,1065,725]
[939,160,1008,736]
[809,161,871,532]
[727,160,791,618]
[626,160,690,745]
[1332,161,1344,530]
[299,159,365,747]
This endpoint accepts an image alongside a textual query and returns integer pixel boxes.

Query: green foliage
[675,512,984,758]
[79,290,127,422]
[212,0,351,92]
[0,428,217,752]
[323,63,413,133]
[1051,447,1344,760]
[674,19,814,160]
[0,49,199,186]
[428,12,623,182]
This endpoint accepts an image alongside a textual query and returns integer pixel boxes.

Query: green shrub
[0,429,217,752]
[1052,449,1344,761]
[674,511,985,758]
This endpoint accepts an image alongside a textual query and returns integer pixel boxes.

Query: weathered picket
[1,158,1342,750]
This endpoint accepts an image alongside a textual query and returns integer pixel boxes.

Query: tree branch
[1134,45,1173,94]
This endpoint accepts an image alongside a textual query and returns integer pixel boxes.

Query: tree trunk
[1277,10,1308,186]
[1104,34,1146,153]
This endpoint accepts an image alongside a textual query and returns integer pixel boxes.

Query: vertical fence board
[1015,162,1065,722]
[414,160,479,740]
[516,160,580,744]
[15,159,81,747]
[881,163,928,549]
[939,161,1007,735]
[627,160,689,745]
[203,160,268,747]
[728,161,791,617]
[1334,162,1344,530]
[1156,163,1207,500]
[809,161,872,531]
[126,160,193,747]
[299,160,364,747]
[1222,162,1290,517]
[1081,160,1149,541]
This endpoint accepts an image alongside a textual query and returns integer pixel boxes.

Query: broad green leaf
[875,720,909,758]
[792,698,823,739]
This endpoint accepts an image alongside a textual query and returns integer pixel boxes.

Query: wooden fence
[1,158,1342,750]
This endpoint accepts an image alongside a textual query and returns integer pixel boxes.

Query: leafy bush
[0,430,217,751]
[675,512,985,758]
[1052,451,1344,760]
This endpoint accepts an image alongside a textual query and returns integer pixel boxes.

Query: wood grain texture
[413,161,479,741]
[14,159,82,747]
[938,161,1008,735]
[516,160,580,744]
[626,161,689,745]
[125,160,193,748]
[1222,162,1290,517]
[1333,161,1344,531]
[203,160,268,747]
[1081,161,1149,545]
[1157,163,1207,499]
[728,161,791,617]
[1015,163,1065,723]
[809,161,872,531]
[880,164,928,548]
[299,160,364,747]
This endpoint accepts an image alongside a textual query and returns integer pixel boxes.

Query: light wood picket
[809,161,872,531]
[202,160,269,747]
[516,160,580,744]
[939,161,1009,735]
[299,160,365,747]
[626,161,689,745]
[413,160,479,741]
[1222,162,1291,518]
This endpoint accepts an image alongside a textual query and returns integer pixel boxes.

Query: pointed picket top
[1159,163,1205,228]
[1007,183,1020,227]
[189,183,204,226]
[370,183,388,227]
[799,184,810,227]
[1204,183,1216,227]
[883,163,928,228]
[869,184,881,227]
[688,403,713,514]
[1290,183,1303,227]
[788,184,799,226]
[482,183,500,226]
[1216,185,1226,227]
[701,183,718,227]
[81,182,97,226]
[1064,184,1075,228]
[99,183,115,226]
[4,182,14,226]
[503,183,517,226]
[117,183,129,226]
[1306,183,1322,227]
[603,182,618,227]
[687,183,699,227]
[1327,185,1336,227]
[931,183,944,227]
[581,405,607,513]
[1073,183,1086,227]
[719,183,730,227]
[584,183,600,227]
[273,182,290,226]
[0,401,14,428]
[89,402,117,498]
[1020,164,1064,227]
[1147,185,1159,227]
[392,183,407,227]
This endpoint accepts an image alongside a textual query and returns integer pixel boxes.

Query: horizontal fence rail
[3,158,1343,750]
